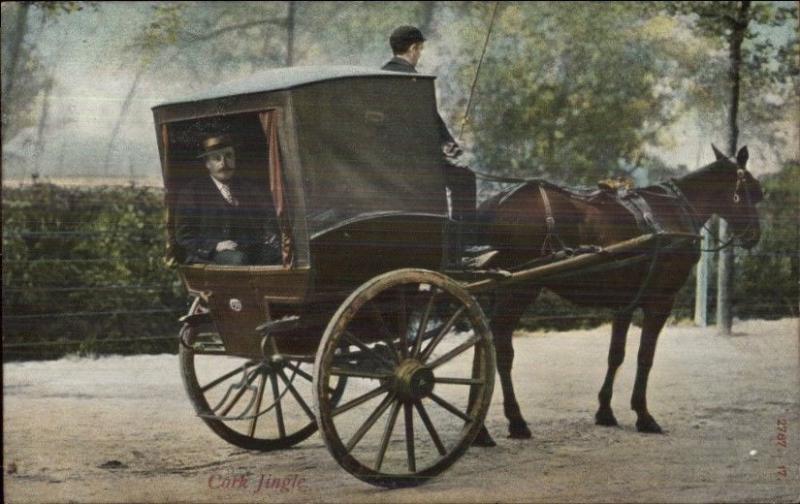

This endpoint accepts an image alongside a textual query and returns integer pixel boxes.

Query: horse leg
[595,311,633,427]
[472,287,538,446]
[495,287,539,438]
[631,305,671,433]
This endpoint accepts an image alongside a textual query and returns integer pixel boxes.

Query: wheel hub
[393,359,434,401]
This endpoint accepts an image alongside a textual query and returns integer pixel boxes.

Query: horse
[473,145,763,446]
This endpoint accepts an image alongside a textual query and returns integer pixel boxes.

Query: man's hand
[264,233,280,248]
[215,240,238,252]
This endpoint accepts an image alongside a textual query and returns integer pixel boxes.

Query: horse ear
[711,144,726,161]
[736,146,749,167]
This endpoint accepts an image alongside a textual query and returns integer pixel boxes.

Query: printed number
[776,419,788,447]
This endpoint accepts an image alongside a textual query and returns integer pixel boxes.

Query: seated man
[175,134,282,265]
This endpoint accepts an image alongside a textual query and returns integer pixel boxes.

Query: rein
[660,173,754,253]
[698,224,737,253]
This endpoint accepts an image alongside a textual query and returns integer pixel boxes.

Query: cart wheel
[314,269,495,487]
[180,321,342,451]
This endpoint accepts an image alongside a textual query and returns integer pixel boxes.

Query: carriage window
[163,111,292,268]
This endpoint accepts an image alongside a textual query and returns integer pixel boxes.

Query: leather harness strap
[536,182,670,256]
[538,184,560,255]
[616,189,665,234]
[658,180,703,233]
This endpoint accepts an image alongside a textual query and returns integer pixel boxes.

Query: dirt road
[4,318,799,503]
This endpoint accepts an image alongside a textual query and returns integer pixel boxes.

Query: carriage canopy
[152,66,449,267]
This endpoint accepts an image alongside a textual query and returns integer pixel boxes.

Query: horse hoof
[472,426,497,447]
[508,420,532,439]
[636,415,664,434]
[595,409,619,427]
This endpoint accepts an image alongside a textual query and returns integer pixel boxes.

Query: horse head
[708,144,763,249]
[673,145,762,250]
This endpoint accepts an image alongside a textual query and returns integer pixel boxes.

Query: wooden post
[717,218,733,335]
[694,224,711,327]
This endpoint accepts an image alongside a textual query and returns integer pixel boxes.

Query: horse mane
[663,158,734,189]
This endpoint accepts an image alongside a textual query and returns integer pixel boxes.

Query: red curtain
[161,124,178,266]
[258,110,293,268]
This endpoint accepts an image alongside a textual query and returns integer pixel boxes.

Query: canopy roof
[153,65,436,108]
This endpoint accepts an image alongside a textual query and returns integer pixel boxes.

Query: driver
[175,134,282,265]
[382,26,478,265]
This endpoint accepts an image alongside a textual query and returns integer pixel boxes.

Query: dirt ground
[4,318,799,503]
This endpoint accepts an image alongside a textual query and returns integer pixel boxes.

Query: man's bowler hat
[198,134,237,158]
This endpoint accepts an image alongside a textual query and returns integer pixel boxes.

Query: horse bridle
[682,168,758,252]
[733,168,753,205]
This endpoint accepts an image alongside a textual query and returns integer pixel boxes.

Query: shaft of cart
[465,232,700,295]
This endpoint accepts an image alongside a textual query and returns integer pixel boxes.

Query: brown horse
[473,145,762,446]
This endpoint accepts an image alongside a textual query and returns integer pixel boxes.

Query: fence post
[694,224,711,327]
[717,218,733,335]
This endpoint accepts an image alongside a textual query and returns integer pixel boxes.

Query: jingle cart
[153,66,691,488]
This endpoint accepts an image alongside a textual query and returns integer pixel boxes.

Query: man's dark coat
[175,176,280,264]
[381,56,418,74]
[381,57,475,224]
[381,57,455,146]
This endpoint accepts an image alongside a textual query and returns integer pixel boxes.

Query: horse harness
[485,166,754,258]
[535,181,671,256]
[537,184,564,255]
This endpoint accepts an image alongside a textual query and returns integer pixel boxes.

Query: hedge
[3,167,797,360]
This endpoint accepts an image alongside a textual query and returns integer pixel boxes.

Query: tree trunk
[102,62,148,175]
[717,0,751,336]
[419,1,436,37]
[726,1,749,155]
[286,1,296,66]
[2,3,31,145]
[32,79,53,177]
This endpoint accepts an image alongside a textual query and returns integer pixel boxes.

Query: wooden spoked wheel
[314,269,495,487]
[179,308,342,451]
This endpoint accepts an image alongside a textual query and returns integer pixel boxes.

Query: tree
[661,1,799,334]
[2,2,43,145]
[663,1,798,142]
[1,1,93,145]
[456,2,696,184]
[101,1,443,173]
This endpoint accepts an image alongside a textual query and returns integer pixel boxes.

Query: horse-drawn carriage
[153,66,761,487]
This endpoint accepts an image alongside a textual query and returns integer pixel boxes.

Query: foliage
[2,184,185,360]
[293,1,437,64]
[29,1,97,15]
[734,162,800,318]
[1,2,97,142]
[657,1,799,150]
[458,2,696,184]
[131,1,440,74]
